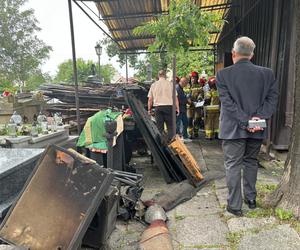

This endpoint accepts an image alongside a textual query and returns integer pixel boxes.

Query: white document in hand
[194,100,205,108]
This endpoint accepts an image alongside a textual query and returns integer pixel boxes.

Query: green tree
[132,0,221,81]
[0,79,17,93]
[102,38,138,67]
[134,53,161,82]
[176,50,215,77]
[0,0,52,90]
[25,70,52,91]
[133,50,215,82]
[133,0,221,54]
[54,58,117,84]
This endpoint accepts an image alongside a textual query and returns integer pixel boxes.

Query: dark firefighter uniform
[204,77,220,139]
[186,71,204,138]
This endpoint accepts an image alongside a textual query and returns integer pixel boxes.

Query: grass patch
[275,208,294,220]
[175,215,186,221]
[186,244,225,249]
[226,232,243,250]
[256,183,278,193]
[246,208,273,218]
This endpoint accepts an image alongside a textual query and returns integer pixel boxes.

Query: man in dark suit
[216,36,278,216]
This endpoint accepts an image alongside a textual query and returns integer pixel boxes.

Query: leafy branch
[133,0,223,54]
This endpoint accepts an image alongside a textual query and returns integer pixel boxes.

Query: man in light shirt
[148,70,179,141]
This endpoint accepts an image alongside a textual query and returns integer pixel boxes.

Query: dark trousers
[176,111,188,138]
[222,138,263,210]
[155,105,174,141]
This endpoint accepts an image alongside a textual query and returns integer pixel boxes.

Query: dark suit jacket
[216,59,278,139]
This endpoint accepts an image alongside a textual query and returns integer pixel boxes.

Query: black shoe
[244,199,256,209]
[226,206,243,216]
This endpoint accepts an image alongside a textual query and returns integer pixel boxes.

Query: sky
[25,0,135,78]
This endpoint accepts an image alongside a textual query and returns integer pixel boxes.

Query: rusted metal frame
[73,0,122,49]
[0,145,114,249]
[68,0,81,134]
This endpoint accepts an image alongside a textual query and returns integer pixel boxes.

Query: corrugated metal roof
[96,0,231,51]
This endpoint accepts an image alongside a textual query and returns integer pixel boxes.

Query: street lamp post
[95,42,102,82]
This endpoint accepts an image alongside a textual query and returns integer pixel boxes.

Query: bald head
[232,36,255,63]
[179,77,188,87]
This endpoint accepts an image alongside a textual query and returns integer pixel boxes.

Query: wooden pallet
[168,136,204,183]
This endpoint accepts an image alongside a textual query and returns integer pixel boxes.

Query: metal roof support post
[172,54,177,139]
[68,0,81,133]
[125,52,128,83]
[213,44,216,75]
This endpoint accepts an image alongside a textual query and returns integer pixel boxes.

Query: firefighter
[204,76,220,139]
[186,71,204,138]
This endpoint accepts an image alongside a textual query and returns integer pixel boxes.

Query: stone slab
[30,129,66,143]
[176,192,222,216]
[227,217,276,232]
[176,214,228,246]
[4,136,31,144]
[238,224,300,250]
[215,178,227,190]
[0,148,44,177]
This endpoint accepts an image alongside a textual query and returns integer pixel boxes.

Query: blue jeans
[176,111,188,138]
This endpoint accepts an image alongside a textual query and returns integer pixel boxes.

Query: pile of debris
[0,145,144,249]
[124,91,203,187]
[39,83,149,130]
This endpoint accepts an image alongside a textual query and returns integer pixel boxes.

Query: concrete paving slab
[176,192,222,216]
[176,214,229,246]
[107,220,144,249]
[238,224,300,250]
[215,178,227,190]
[182,248,224,250]
[196,185,215,196]
[227,216,277,232]
[215,187,228,208]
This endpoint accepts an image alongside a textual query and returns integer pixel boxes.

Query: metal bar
[119,47,214,55]
[100,11,169,20]
[114,176,137,186]
[172,55,176,138]
[114,36,156,42]
[68,0,81,134]
[125,52,128,83]
[80,0,99,19]
[200,2,233,10]
[72,0,122,49]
